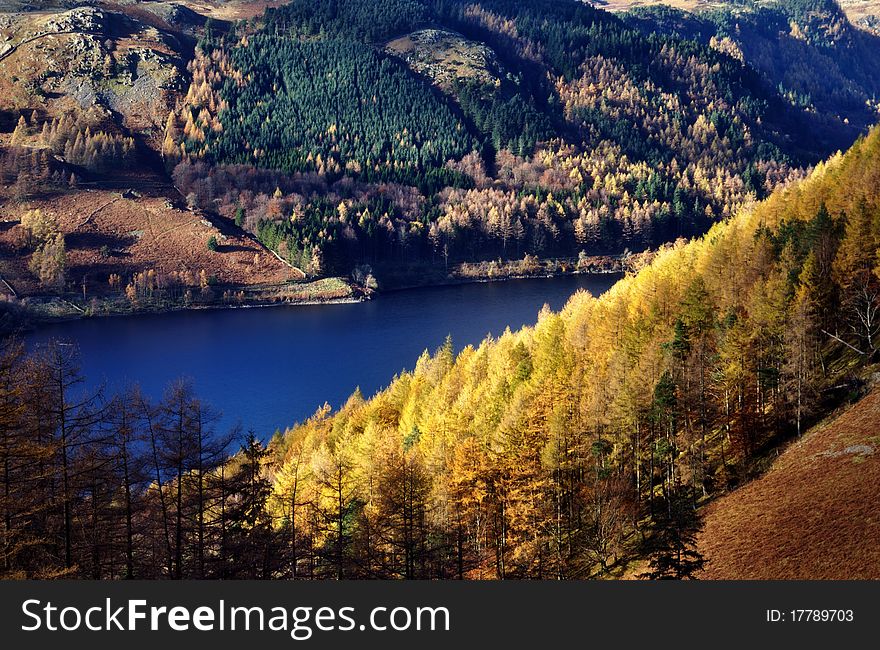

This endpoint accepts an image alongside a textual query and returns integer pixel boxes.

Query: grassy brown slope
[698,387,880,579]
[0,189,292,298]
[0,5,314,306]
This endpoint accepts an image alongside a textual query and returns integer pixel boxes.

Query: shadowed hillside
[623,0,880,146]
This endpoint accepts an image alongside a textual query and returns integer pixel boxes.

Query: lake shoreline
[2,252,639,334]
[1,291,367,334]
[379,262,630,294]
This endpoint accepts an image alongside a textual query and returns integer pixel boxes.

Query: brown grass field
[698,387,880,579]
[0,188,293,298]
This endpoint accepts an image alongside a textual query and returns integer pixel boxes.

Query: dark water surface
[26,274,620,436]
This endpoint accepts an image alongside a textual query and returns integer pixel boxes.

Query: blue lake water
[25,274,620,436]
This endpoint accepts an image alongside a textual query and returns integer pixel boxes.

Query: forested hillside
[2,0,875,309]
[171,0,857,277]
[3,124,879,579]
[624,0,880,139]
[202,35,477,192]
[262,125,880,579]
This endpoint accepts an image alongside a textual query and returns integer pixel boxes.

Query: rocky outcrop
[5,6,189,131]
[40,6,105,35]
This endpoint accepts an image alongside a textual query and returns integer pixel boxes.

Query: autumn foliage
[265,125,880,578]
[171,0,830,275]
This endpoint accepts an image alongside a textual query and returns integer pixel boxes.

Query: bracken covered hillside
[699,386,880,579]
[0,4,350,318]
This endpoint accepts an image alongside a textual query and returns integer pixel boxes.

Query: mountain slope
[0,6,189,134]
[171,0,854,277]
[602,0,880,37]
[3,0,874,305]
[0,3,342,315]
[623,0,880,145]
[262,125,880,578]
[699,386,880,579]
